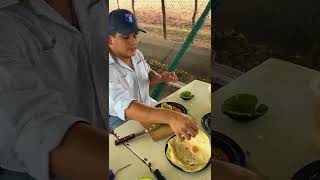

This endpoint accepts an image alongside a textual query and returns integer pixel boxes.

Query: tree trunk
[132,0,135,15]
[117,0,120,9]
[161,0,167,39]
[192,0,198,27]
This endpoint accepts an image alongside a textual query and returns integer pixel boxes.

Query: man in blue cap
[108,9,199,141]
[107,9,264,180]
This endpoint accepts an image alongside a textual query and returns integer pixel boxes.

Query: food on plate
[159,102,182,113]
[166,129,211,172]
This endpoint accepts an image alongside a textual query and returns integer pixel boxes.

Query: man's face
[109,32,138,59]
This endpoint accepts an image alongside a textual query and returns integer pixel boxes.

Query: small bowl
[179,91,195,100]
[201,113,211,134]
[222,94,268,122]
[292,160,320,180]
[212,130,247,167]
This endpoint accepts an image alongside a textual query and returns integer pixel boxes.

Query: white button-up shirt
[109,50,158,120]
[0,1,108,180]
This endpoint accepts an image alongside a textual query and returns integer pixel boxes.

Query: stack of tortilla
[166,129,211,172]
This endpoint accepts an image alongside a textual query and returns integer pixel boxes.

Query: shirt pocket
[118,71,134,90]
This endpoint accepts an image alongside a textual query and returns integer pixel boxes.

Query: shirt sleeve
[0,13,88,180]
[109,69,136,120]
[148,97,158,107]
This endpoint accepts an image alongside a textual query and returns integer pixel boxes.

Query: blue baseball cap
[109,9,146,35]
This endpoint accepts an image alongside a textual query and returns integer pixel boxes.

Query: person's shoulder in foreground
[0,1,108,180]
[213,160,266,180]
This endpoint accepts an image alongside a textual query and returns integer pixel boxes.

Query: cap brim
[118,27,146,36]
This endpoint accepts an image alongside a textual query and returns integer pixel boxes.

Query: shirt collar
[27,0,79,33]
[109,53,142,72]
[109,53,133,72]
[109,53,116,64]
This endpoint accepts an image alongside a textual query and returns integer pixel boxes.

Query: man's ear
[108,35,113,46]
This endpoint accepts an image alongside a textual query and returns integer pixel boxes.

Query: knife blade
[115,124,161,145]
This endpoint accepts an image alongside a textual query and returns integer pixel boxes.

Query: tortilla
[166,129,211,172]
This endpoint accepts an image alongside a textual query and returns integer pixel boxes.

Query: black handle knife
[115,134,136,145]
[114,124,161,145]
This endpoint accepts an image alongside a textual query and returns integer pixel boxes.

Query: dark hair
[108,32,116,37]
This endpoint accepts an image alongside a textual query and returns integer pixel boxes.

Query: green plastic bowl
[179,91,194,100]
[221,94,268,121]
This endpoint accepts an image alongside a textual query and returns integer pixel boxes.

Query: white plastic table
[213,58,320,179]
[113,80,212,180]
[109,134,154,179]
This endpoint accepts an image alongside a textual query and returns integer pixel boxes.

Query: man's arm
[149,70,178,85]
[125,101,198,140]
[109,70,196,140]
[50,122,107,180]
[148,70,163,85]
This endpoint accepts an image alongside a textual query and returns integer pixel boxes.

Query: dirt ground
[214,30,320,72]
[109,0,211,48]
[145,57,210,84]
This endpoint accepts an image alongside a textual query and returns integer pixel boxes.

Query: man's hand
[149,70,178,85]
[160,71,178,83]
[168,112,198,141]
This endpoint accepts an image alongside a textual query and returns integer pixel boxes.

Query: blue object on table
[109,169,115,180]
[153,169,166,180]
